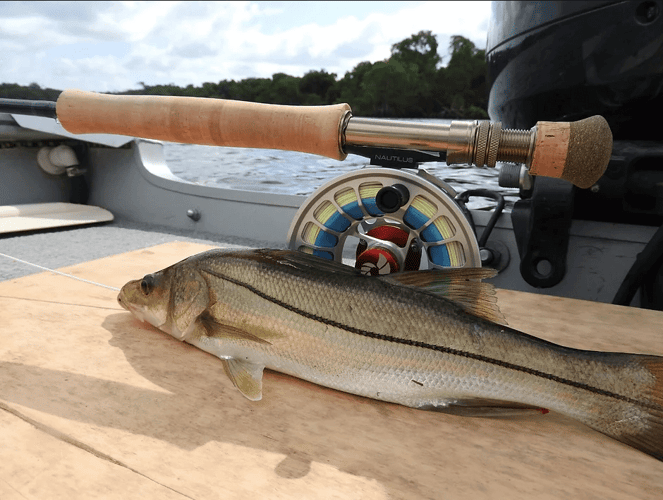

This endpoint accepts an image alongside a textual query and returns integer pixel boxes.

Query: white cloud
[0,1,491,92]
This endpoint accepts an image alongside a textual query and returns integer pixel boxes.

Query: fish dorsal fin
[198,308,271,345]
[260,250,508,325]
[421,398,548,417]
[254,249,363,277]
[384,268,508,326]
[222,358,265,401]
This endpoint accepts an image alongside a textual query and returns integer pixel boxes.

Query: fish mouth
[117,292,130,311]
[117,295,167,329]
[116,290,146,322]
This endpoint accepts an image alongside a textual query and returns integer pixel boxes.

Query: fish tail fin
[584,354,663,461]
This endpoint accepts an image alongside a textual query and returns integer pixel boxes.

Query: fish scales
[118,248,663,460]
[197,275,463,405]
[201,251,652,407]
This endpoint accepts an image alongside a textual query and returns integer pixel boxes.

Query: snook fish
[117,248,663,460]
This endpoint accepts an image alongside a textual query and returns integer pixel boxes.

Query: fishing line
[0,251,120,292]
[0,295,122,311]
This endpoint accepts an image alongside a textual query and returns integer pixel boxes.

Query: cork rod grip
[56,89,351,160]
[529,115,613,189]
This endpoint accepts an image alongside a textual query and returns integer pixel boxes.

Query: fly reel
[286,168,481,274]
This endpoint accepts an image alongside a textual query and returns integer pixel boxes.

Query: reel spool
[287,168,481,274]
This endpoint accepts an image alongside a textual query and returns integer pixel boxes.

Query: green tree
[390,30,441,116]
[360,60,418,117]
[263,73,302,104]
[216,80,242,100]
[234,77,272,102]
[200,81,222,98]
[299,69,337,104]
[0,82,61,100]
[334,61,376,114]
[390,30,440,77]
[436,35,488,118]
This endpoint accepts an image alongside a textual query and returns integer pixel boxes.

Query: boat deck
[1,225,662,499]
[0,221,273,281]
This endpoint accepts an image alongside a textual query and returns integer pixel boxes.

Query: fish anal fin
[222,358,265,401]
[421,398,549,417]
[385,268,507,326]
[198,308,272,345]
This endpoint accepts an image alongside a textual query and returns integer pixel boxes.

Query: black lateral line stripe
[202,267,651,409]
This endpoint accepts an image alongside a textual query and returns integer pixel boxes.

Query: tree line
[1,32,488,119]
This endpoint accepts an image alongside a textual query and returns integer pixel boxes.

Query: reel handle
[56,89,351,160]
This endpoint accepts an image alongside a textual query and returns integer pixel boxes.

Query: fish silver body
[118,248,663,460]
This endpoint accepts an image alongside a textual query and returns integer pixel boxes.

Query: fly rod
[0,90,612,189]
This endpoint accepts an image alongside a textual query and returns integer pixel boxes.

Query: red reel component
[355,225,421,275]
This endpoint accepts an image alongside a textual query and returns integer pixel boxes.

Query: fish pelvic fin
[221,358,265,401]
[384,268,507,326]
[583,354,663,461]
[421,398,549,417]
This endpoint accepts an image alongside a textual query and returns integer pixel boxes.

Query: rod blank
[0,98,57,119]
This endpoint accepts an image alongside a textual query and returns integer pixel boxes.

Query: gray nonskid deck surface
[0,221,279,281]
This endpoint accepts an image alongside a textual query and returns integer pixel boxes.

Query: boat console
[487,0,663,307]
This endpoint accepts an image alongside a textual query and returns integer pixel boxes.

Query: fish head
[118,262,210,341]
[118,269,172,329]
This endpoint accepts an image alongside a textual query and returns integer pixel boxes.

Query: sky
[0,1,492,93]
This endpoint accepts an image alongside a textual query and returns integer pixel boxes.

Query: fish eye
[140,275,154,295]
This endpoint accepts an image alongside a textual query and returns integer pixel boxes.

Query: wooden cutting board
[1,241,662,499]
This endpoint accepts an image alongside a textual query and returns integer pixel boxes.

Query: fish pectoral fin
[198,309,271,345]
[421,398,549,417]
[383,268,507,326]
[222,358,265,401]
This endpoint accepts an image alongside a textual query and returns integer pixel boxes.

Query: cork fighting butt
[529,115,613,189]
[440,115,614,189]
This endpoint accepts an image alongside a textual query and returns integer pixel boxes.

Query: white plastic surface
[0,202,113,234]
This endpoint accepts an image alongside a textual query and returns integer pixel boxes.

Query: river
[160,118,520,211]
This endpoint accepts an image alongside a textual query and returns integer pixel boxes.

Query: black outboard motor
[487,0,663,308]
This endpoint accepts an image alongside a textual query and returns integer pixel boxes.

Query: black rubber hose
[0,98,57,119]
[612,223,663,306]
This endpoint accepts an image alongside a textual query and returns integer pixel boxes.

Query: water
[161,118,520,211]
